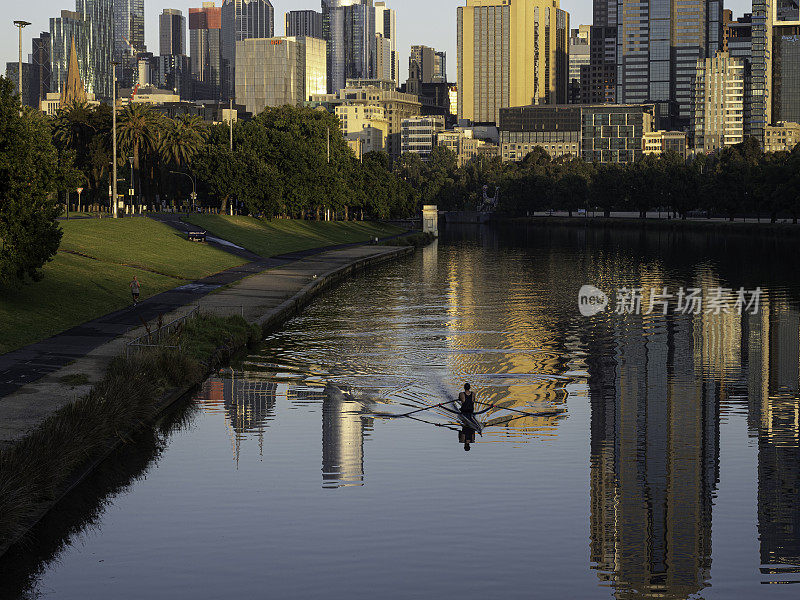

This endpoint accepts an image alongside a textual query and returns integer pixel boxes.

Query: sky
[3,0,752,82]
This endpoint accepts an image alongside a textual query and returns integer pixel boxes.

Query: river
[2,223,800,599]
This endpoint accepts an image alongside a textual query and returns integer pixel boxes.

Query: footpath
[0,239,413,451]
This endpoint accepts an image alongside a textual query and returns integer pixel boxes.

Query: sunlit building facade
[322,0,375,94]
[286,10,323,39]
[235,36,327,115]
[221,0,275,99]
[190,2,223,100]
[691,52,746,152]
[457,0,569,125]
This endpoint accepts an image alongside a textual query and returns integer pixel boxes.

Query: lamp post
[13,20,31,108]
[111,61,119,218]
[129,156,134,213]
[170,171,196,212]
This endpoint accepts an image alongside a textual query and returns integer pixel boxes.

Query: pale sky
[4,0,752,82]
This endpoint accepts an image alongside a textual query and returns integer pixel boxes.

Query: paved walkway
[0,244,411,449]
[0,220,407,401]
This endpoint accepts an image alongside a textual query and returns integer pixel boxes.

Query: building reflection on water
[746,303,800,583]
[195,375,371,488]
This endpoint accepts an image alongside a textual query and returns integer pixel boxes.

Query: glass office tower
[160,9,186,57]
[190,2,223,100]
[322,0,375,94]
[614,0,723,129]
[221,0,274,99]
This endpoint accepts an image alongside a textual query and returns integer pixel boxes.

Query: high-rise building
[160,9,186,56]
[113,0,145,59]
[568,27,590,104]
[190,2,223,100]
[221,0,275,99]
[691,52,746,152]
[612,0,724,129]
[11,32,53,108]
[49,1,114,102]
[322,0,375,94]
[410,45,446,83]
[401,115,445,158]
[457,0,569,125]
[751,0,800,143]
[285,10,323,39]
[235,36,326,115]
[585,0,617,105]
[772,24,800,125]
[373,2,398,86]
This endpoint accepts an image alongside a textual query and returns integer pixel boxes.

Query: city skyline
[1,0,756,86]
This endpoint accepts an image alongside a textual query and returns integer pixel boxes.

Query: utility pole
[229,98,234,152]
[13,21,31,110]
[112,62,119,218]
[327,127,330,164]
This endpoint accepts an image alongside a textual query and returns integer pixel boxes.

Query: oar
[395,400,456,418]
[474,400,566,419]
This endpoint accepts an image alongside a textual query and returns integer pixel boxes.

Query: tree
[117,103,163,203]
[160,114,208,169]
[0,77,75,283]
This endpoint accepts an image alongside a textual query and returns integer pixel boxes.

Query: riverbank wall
[0,244,414,558]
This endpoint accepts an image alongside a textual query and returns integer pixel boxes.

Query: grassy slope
[0,219,244,354]
[184,216,404,257]
[59,218,240,279]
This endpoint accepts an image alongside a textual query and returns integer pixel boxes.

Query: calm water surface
[3,224,800,599]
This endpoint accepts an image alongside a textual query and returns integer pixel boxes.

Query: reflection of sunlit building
[747,300,800,581]
[587,315,718,599]
[322,387,372,489]
[195,373,278,462]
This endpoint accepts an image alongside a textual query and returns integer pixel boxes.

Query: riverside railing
[125,306,199,357]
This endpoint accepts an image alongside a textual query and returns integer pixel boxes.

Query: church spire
[61,36,87,107]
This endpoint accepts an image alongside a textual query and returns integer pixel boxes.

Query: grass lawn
[60,217,241,279]
[184,216,404,258]
[0,218,244,354]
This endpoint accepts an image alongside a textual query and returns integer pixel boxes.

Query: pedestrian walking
[130,276,141,306]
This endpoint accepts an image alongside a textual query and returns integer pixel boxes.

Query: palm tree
[160,114,208,169]
[117,103,162,202]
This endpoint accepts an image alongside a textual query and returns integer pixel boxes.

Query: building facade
[235,36,326,115]
[643,130,688,157]
[336,104,390,153]
[160,9,186,56]
[286,10,323,39]
[323,0,375,94]
[221,0,274,99]
[691,52,745,152]
[764,120,800,151]
[568,26,590,104]
[586,0,617,105]
[410,45,447,83]
[773,26,800,125]
[499,105,581,161]
[373,2,399,86]
[457,0,569,125]
[401,115,445,158]
[190,2,223,100]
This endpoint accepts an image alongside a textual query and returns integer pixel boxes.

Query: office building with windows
[235,36,326,116]
[773,26,800,124]
[323,0,375,94]
[190,2,223,100]
[569,26,590,104]
[336,104,390,153]
[410,45,447,83]
[401,115,445,159]
[457,0,569,125]
[764,120,800,151]
[221,0,274,99]
[286,10,323,39]
[691,52,745,152]
[373,2,399,86]
[499,105,581,161]
[643,130,688,157]
[160,9,186,56]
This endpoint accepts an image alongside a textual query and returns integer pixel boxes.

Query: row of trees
[396,137,800,221]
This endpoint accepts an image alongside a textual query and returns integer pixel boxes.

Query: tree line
[402,137,800,221]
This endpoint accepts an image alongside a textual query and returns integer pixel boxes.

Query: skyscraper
[190,2,223,100]
[160,8,186,56]
[457,0,569,125]
[221,0,275,99]
[691,52,746,151]
[410,45,447,83]
[373,1,398,86]
[286,10,323,39]
[585,0,617,104]
[113,0,145,59]
[322,0,375,94]
[772,18,800,126]
[611,0,724,129]
[568,27,590,104]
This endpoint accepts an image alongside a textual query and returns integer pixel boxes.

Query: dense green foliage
[421,137,800,221]
[0,78,77,284]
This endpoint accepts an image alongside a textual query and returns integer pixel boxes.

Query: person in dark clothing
[458,383,475,415]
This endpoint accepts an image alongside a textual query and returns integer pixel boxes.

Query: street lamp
[111,61,119,218]
[170,171,196,212]
[128,156,135,212]
[13,20,31,109]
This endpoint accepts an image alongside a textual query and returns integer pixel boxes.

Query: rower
[458,383,475,415]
